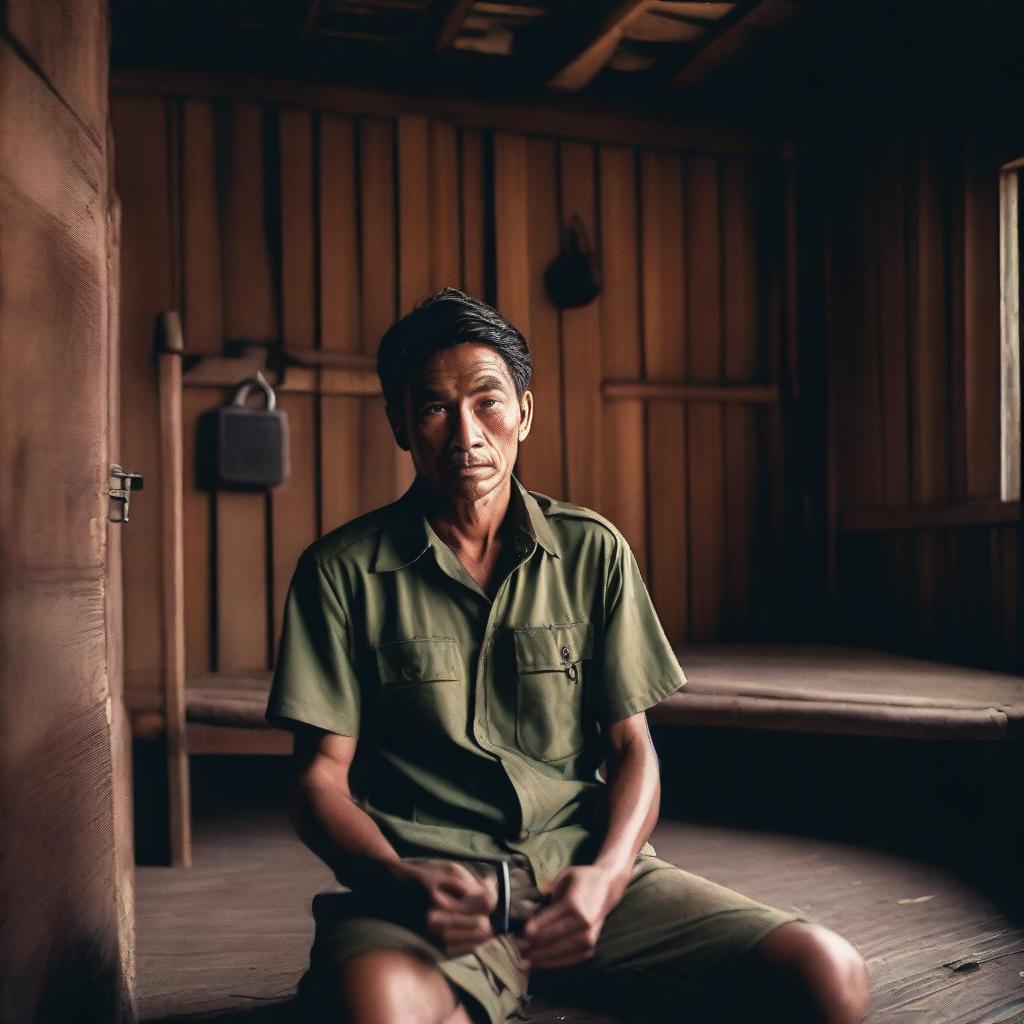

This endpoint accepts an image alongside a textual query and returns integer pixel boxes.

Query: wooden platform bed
[133,642,1024,753]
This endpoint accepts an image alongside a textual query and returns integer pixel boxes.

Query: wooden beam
[547,0,649,91]
[840,500,1021,533]
[111,67,782,157]
[603,379,778,403]
[428,0,476,56]
[667,0,799,92]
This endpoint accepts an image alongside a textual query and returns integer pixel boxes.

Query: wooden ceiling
[110,0,803,104]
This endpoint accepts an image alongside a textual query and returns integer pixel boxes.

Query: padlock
[197,371,290,490]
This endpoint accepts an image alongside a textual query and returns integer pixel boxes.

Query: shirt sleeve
[593,533,687,725]
[265,550,361,737]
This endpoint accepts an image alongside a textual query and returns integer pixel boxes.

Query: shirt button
[516,828,530,841]
[560,646,571,662]
[402,664,421,681]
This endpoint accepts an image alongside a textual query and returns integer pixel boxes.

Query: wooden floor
[135,758,1024,1024]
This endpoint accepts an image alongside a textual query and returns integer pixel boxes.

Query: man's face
[387,342,533,503]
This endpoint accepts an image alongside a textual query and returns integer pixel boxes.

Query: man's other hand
[391,859,499,957]
[514,864,629,969]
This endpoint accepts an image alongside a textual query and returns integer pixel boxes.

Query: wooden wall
[0,0,134,1020]
[111,80,792,714]
[817,110,1021,672]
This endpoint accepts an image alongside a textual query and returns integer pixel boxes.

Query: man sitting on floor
[265,287,870,1024]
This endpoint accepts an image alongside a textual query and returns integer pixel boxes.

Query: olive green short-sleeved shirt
[266,472,687,888]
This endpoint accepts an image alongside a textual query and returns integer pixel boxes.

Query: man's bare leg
[748,921,870,1024]
[335,949,474,1024]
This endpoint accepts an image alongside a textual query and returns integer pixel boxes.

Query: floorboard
[135,758,1024,1024]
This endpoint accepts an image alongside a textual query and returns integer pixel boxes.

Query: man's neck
[422,474,514,562]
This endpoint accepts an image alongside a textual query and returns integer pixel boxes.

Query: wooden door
[0,0,135,1020]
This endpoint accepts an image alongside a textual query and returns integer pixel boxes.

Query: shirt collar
[372,473,560,573]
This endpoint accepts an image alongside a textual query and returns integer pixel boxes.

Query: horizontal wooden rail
[602,380,779,403]
[180,354,382,397]
[111,69,781,157]
[840,499,1021,532]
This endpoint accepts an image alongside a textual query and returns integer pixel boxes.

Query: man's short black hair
[376,287,532,413]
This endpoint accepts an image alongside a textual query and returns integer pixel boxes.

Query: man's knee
[751,921,870,1024]
[334,949,464,1024]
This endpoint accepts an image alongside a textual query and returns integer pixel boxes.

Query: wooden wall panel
[559,141,603,513]
[272,108,319,650]
[180,100,221,677]
[722,158,760,636]
[640,150,688,643]
[116,87,788,708]
[359,117,401,510]
[114,94,174,700]
[825,116,1020,673]
[319,113,363,535]
[598,145,647,575]
[685,155,726,641]
[217,103,272,672]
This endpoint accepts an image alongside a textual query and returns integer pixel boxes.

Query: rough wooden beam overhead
[667,0,800,91]
[429,0,477,55]
[548,0,650,91]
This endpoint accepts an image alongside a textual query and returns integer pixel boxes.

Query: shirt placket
[470,531,539,850]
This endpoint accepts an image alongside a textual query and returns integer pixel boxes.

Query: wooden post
[157,309,192,867]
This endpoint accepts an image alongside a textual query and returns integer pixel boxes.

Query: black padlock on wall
[197,371,291,490]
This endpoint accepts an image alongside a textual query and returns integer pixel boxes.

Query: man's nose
[451,407,484,449]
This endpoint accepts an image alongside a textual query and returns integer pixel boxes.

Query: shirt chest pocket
[374,637,460,687]
[512,621,593,762]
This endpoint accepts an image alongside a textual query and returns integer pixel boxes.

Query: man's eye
[424,403,445,415]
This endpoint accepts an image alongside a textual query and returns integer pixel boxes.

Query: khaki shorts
[295,854,804,1023]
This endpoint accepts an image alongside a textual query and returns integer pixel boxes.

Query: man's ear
[386,405,410,451]
[517,390,534,443]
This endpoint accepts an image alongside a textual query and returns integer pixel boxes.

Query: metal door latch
[109,465,144,522]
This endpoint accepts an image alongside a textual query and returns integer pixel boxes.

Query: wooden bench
[651,644,1024,741]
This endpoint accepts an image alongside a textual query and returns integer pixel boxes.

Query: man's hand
[390,859,499,957]
[513,864,630,969]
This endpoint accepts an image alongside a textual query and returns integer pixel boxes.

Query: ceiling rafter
[428,0,477,56]
[547,0,650,91]
[666,0,800,91]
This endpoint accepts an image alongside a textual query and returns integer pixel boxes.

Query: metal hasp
[109,464,144,522]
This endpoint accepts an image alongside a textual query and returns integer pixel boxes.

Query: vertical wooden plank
[319,113,363,532]
[460,129,486,299]
[963,125,1002,499]
[558,141,603,512]
[430,120,462,292]
[722,157,759,637]
[999,168,1021,502]
[853,147,884,508]
[598,145,647,576]
[273,108,319,650]
[945,130,968,503]
[158,349,190,866]
[685,155,725,641]
[113,94,174,707]
[523,136,565,499]
[495,134,563,497]
[910,132,952,506]
[359,116,401,510]
[877,133,911,507]
[217,101,271,671]
[180,100,222,676]
[396,115,431,497]
[640,149,688,643]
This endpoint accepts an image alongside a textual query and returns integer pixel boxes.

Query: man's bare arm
[592,711,661,876]
[287,724,404,889]
[287,724,498,955]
